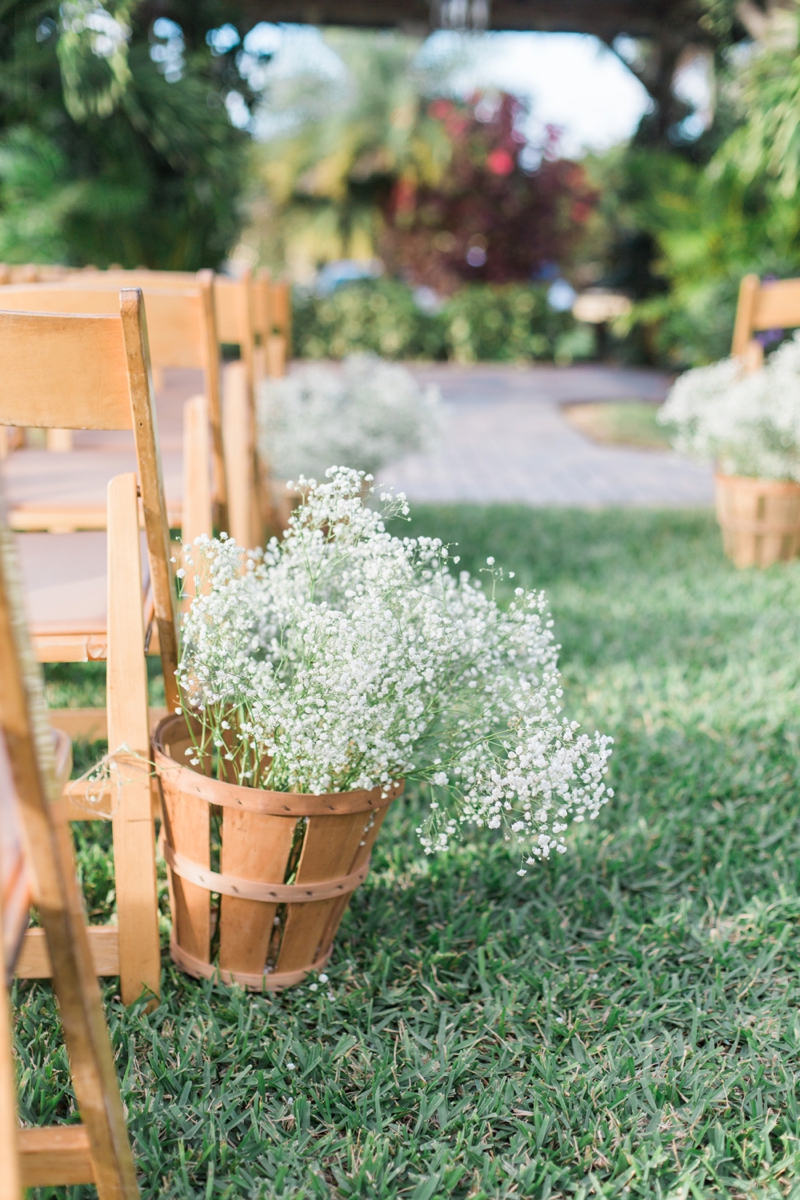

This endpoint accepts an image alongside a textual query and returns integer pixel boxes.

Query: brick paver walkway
[381,363,714,507]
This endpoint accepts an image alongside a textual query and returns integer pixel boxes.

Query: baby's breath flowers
[178,468,612,866]
[257,353,442,480]
[659,333,800,480]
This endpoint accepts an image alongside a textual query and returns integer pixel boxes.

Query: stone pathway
[380,363,714,507]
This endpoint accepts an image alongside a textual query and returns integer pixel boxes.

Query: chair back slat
[72,268,196,287]
[0,291,179,709]
[732,273,800,360]
[0,311,130,430]
[0,278,228,532]
[0,284,207,370]
[751,279,800,331]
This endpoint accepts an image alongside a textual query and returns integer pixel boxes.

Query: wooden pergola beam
[230,0,705,40]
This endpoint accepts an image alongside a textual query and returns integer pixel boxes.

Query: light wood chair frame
[0,277,224,535]
[0,291,180,1004]
[732,272,800,372]
[0,491,140,1198]
[61,268,265,547]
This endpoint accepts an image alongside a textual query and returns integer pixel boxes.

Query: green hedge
[292,279,593,363]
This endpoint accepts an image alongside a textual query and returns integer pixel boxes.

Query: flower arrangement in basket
[156,468,611,990]
[658,334,800,566]
[257,354,443,496]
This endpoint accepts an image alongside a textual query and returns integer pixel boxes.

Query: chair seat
[16,531,152,661]
[1,450,183,530]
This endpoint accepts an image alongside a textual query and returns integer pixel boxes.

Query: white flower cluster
[257,354,443,480]
[658,334,800,480]
[178,468,612,865]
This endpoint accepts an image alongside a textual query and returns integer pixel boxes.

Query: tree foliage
[716,8,800,198]
[0,1,255,267]
[246,30,454,276]
[600,145,800,367]
[578,7,800,367]
[247,30,596,290]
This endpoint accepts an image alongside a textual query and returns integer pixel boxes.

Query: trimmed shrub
[441,284,586,363]
[292,280,445,361]
[292,279,589,363]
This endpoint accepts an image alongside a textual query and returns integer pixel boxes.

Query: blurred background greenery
[3,0,800,365]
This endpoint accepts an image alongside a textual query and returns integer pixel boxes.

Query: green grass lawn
[17,507,800,1199]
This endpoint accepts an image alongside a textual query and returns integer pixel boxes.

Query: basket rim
[153,712,404,816]
[714,471,800,494]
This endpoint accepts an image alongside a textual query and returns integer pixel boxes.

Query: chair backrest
[0,291,179,709]
[0,486,140,1198]
[0,278,227,532]
[72,267,258,388]
[732,273,800,362]
[54,269,267,544]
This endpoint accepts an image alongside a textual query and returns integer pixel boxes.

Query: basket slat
[274,811,372,975]
[160,786,210,963]
[316,804,392,964]
[219,810,296,976]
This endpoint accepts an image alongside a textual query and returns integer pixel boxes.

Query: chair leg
[182,396,213,548]
[742,339,764,375]
[4,756,140,1199]
[0,915,23,1199]
[222,362,256,549]
[46,430,73,453]
[106,473,160,1007]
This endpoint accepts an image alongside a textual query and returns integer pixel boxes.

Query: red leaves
[380,91,598,293]
[487,148,514,176]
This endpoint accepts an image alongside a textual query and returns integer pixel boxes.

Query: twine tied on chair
[64,744,156,820]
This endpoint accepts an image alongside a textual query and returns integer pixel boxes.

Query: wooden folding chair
[0,291,180,1005]
[58,269,264,548]
[0,277,223,538]
[0,486,140,1198]
[732,273,800,372]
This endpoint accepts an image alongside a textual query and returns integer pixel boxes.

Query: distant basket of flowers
[658,334,800,567]
[257,354,443,516]
[159,468,612,990]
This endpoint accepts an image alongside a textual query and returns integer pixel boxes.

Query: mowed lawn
[16,507,800,1199]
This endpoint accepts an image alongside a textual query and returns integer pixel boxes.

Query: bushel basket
[154,714,402,990]
[715,472,800,568]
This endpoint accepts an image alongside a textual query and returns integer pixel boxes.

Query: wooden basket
[153,714,402,991]
[715,473,800,568]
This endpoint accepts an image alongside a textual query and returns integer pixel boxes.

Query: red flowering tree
[380,93,598,294]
